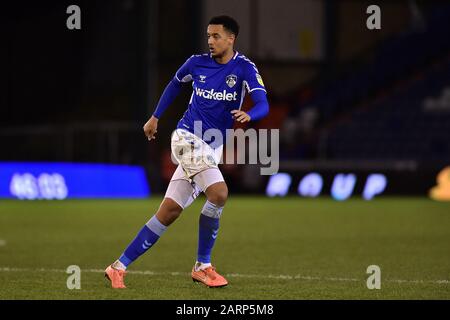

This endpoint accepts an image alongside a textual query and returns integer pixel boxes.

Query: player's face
[207,24,235,58]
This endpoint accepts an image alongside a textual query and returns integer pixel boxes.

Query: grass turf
[0,196,449,299]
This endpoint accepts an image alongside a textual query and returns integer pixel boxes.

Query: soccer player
[105,15,269,288]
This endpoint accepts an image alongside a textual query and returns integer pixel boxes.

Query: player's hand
[231,110,251,123]
[143,115,158,141]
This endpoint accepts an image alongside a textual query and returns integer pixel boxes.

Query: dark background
[2,0,449,194]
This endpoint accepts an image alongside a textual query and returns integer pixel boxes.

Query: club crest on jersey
[226,74,237,88]
[199,75,206,83]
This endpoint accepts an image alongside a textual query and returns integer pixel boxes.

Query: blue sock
[119,215,167,267]
[197,200,223,263]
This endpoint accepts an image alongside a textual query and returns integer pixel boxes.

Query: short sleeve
[243,61,267,94]
[174,55,195,83]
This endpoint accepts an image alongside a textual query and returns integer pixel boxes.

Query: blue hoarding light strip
[0,162,150,199]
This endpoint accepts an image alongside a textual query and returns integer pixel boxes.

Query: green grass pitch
[0,196,449,299]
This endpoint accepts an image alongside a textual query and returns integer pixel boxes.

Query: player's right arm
[143,56,195,141]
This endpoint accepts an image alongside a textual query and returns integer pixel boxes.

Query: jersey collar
[209,51,239,64]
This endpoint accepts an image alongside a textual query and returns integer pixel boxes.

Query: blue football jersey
[174,51,267,147]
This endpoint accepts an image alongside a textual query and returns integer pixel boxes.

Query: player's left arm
[231,90,269,123]
[231,62,269,123]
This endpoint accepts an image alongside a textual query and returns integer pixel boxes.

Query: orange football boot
[191,265,228,288]
[104,265,127,289]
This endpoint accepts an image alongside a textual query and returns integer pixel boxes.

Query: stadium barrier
[262,161,448,200]
[0,162,150,199]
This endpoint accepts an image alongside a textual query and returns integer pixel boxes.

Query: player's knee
[206,182,228,207]
[156,198,183,226]
[167,205,182,220]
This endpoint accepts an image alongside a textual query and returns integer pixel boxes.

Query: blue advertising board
[0,162,150,199]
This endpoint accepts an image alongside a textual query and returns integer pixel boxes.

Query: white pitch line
[0,267,448,285]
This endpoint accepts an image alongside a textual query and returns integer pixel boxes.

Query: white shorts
[164,129,225,209]
[170,129,223,178]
